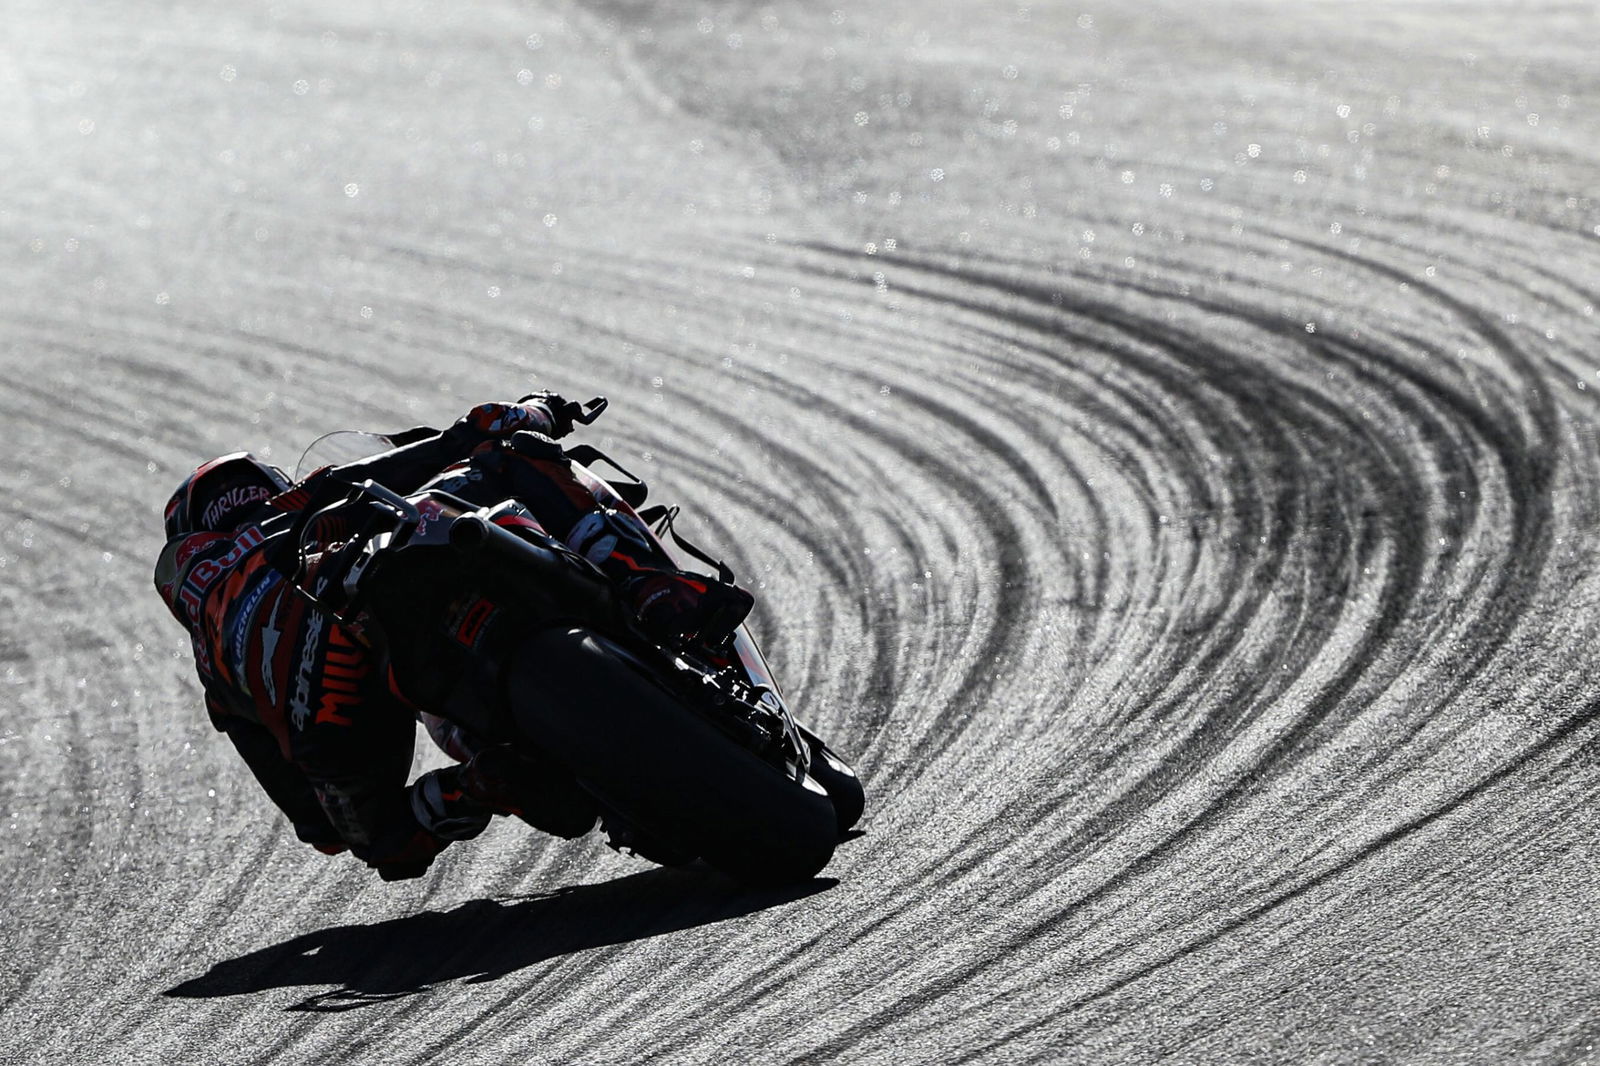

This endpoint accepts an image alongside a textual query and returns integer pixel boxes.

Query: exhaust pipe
[449,514,490,553]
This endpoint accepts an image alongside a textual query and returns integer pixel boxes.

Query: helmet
[163,452,292,539]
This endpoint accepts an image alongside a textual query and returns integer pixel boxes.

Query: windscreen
[294,431,397,480]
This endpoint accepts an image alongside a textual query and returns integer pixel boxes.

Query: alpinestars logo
[259,591,286,706]
[289,609,326,731]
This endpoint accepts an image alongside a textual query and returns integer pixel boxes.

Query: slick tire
[507,627,837,885]
[799,726,866,835]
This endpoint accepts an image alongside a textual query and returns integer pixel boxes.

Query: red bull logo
[177,526,266,617]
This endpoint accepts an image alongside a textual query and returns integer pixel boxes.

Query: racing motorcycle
[283,397,863,885]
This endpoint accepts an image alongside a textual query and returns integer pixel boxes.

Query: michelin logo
[227,572,280,683]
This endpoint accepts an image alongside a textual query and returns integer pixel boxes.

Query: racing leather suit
[155,403,616,879]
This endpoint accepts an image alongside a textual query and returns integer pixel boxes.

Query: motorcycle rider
[154,394,753,881]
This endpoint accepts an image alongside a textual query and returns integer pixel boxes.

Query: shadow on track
[164,866,836,1012]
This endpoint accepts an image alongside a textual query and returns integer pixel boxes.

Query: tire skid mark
[902,241,1557,721]
[825,246,1425,759]
[923,266,1466,738]
[952,702,1600,1062]
[767,219,1584,1057]
[0,669,100,1020]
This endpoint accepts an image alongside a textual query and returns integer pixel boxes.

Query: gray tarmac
[5,1,1600,1062]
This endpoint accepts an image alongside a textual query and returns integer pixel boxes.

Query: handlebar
[570,396,608,425]
[518,393,608,429]
[268,475,422,614]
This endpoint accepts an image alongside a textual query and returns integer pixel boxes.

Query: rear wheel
[506,627,837,885]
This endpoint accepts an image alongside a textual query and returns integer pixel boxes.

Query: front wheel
[799,725,865,835]
[504,627,838,885]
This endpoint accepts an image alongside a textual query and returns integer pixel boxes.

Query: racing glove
[456,394,574,440]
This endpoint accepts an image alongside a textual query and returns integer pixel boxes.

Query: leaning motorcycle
[281,397,864,885]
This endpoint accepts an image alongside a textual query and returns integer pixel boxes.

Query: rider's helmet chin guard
[163,452,293,540]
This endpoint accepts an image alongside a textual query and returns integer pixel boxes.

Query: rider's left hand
[457,397,571,440]
[517,391,578,437]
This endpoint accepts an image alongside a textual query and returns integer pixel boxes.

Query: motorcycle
[280,397,864,885]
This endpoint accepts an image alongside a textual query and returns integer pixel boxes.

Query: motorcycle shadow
[164,865,837,1012]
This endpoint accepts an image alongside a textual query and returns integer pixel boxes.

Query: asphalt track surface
[5,1,1600,1062]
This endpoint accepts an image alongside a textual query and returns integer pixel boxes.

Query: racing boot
[566,508,753,645]
[409,764,495,842]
